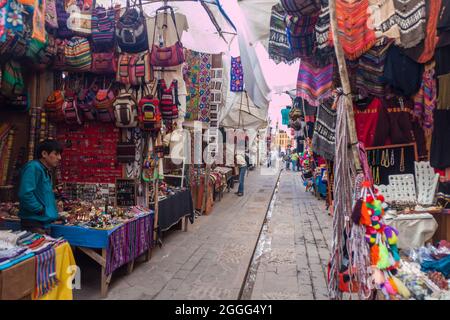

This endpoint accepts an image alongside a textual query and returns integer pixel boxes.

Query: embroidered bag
[91,6,115,51]
[45,0,58,29]
[94,86,116,122]
[44,90,65,122]
[64,36,92,71]
[1,60,25,98]
[139,84,161,132]
[56,0,74,38]
[113,87,138,128]
[150,6,185,67]
[157,79,179,120]
[67,4,92,36]
[62,89,83,125]
[116,51,153,86]
[116,0,148,53]
[91,52,117,74]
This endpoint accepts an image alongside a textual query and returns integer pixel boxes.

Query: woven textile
[286,14,318,58]
[312,99,336,161]
[355,41,392,97]
[334,0,377,60]
[393,0,426,48]
[269,4,296,64]
[368,0,400,41]
[106,213,153,275]
[296,58,333,107]
[34,247,58,299]
[281,0,321,17]
[184,50,212,121]
[413,67,436,132]
[314,0,334,66]
[230,56,244,92]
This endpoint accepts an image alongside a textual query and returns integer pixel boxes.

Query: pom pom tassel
[377,243,391,269]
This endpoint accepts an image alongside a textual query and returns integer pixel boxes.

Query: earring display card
[389,174,417,203]
[116,179,136,207]
[415,161,440,205]
[57,123,122,183]
[64,182,116,203]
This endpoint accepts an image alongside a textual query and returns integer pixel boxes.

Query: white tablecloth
[385,214,438,249]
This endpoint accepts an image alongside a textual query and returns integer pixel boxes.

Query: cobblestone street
[74,168,332,300]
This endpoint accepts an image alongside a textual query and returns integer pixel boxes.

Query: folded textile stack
[356,41,392,97]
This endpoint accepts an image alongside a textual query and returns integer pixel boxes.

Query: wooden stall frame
[365,143,419,162]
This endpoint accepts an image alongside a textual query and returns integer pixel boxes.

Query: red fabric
[353,98,382,148]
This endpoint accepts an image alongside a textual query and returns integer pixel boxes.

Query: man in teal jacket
[18,139,63,234]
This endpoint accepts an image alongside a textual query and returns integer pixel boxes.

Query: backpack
[78,86,97,121]
[116,3,148,53]
[113,88,138,128]
[139,95,161,132]
[44,90,65,122]
[1,61,25,98]
[91,6,115,51]
[45,0,59,29]
[26,35,57,70]
[65,36,92,72]
[56,0,74,38]
[116,51,153,86]
[62,90,83,125]
[67,4,92,37]
[91,52,117,74]
[94,87,116,122]
[157,79,179,121]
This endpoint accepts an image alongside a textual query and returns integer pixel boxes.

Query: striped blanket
[281,0,321,17]
[286,14,318,58]
[268,3,296,65]
[314,0,334,66]
[296,59,333,107]
[312,99,337,161]
[34,247,58,299]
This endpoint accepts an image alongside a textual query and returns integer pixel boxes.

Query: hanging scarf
[281,0,321,17]
[230,56,244,92]
[393,0,426,49]
[315,0,334,66]
[268,3,296,65]
[296,58,333,107]
[413,66,436,134]
[312,98,336,161]
[34,247,58,299]
[286,14,317,58]
[356,41,392,97]
[333,0,377,60]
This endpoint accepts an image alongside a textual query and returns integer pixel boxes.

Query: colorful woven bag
[116,51,153,86]
[1,61,25,98]
[64,36,92,72]
[116,0,148,53]
[91,6,115,51]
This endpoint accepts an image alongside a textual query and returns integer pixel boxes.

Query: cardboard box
[0,257,35,300]
[431,211,450,242]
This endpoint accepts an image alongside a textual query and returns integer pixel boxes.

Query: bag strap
[153,5,181,45]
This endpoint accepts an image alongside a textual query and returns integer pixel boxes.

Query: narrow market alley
[74,169,331,300]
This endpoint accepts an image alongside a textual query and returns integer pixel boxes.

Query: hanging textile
[403,0,442,63]
[286,14,318,58]
[184,50,212,121]
[413,66,436,133]
[393,0,426,49]
[5,0,24,34]
[280,0,321,17]
[312,98,336,161]
[230,56,244,92]
[334,0,377,60]
[355,41,392,97]
[0,1,7,42]
[32,0,46,43]
[368,0,400,42]
[296,58,333,107]
[353,97,383,148]
[314,0,334,66]
[34,247,58,299]
[268,3,296,65]
[281,107,291,126]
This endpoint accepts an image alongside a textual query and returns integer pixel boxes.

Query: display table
[0,255,35,300]
[385,213,438,249]
[2,212,154,298]
[154,189,194,235]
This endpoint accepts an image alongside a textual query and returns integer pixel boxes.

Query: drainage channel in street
[238,169,282,300]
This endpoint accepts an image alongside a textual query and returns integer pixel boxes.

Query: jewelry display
[400,148,405,172]
[390,149,395,166]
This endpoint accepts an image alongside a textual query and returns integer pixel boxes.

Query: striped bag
[157,79,179,121]
[91,6,115,51]
[64,36,92,72]
[116,51,153,86]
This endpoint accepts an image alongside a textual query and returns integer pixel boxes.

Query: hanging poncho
[334,0,377,60]
[280,0,321,17]
[296,58,333,107]
[314,0,335,66]
[268,3,296,65]
[312,98,336,161]
[356,41,392,97]
[393,0,426,49]
[286,14,318,58]
[368,0,400,42]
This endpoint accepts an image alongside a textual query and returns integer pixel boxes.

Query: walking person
[235,153,247,197]
[291,151,299,172]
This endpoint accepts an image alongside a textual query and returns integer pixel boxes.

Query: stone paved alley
[74,168,332,300]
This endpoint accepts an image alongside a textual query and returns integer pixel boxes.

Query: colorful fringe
[296,59,333,107]
[356,41,392,97]
[413,66,436,133]
[34,247,58,299]
[334,0,377,60]
[106,213,153,275]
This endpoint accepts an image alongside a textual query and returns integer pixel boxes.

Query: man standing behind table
[18,139,63,235]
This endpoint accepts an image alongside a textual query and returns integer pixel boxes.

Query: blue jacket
[18,160,58,226]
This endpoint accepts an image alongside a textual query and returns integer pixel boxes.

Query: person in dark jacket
[18,139,63,234]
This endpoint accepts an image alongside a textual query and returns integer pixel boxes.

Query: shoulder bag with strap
[56,0,74,38]
[45,0,59,29]
[116,51,153,86]
[150,6,185,67]
[91,5,115,51]
[91,51,117,74]
[138,82,161,132]
[45,89,65,123]
[116,0,148,53]
[67,4,92,37]
[62,89,83,125]
[1,60,25,98]
[94,83,116,122]
[158,79,179,120]
[113,87,138,128]
[64,36,92,72]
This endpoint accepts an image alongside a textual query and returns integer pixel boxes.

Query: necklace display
[400,148,405,173]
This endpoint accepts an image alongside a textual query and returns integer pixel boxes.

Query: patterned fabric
[286,14,318,58]
[356,41,392,97]
[268,3,296,65]
[296,58,333,107]
[334,0,377,60]
[368,0,400,41]
[34,247,58,299]
[106,213,153,275]
[312,99,336,161]
[413,67,436,133]
[5,0,24,35]
[314,0,334,66]
[230,56,244,92]
[184,50,212,121]
[393,0,426,48]
[281,0,321,17]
